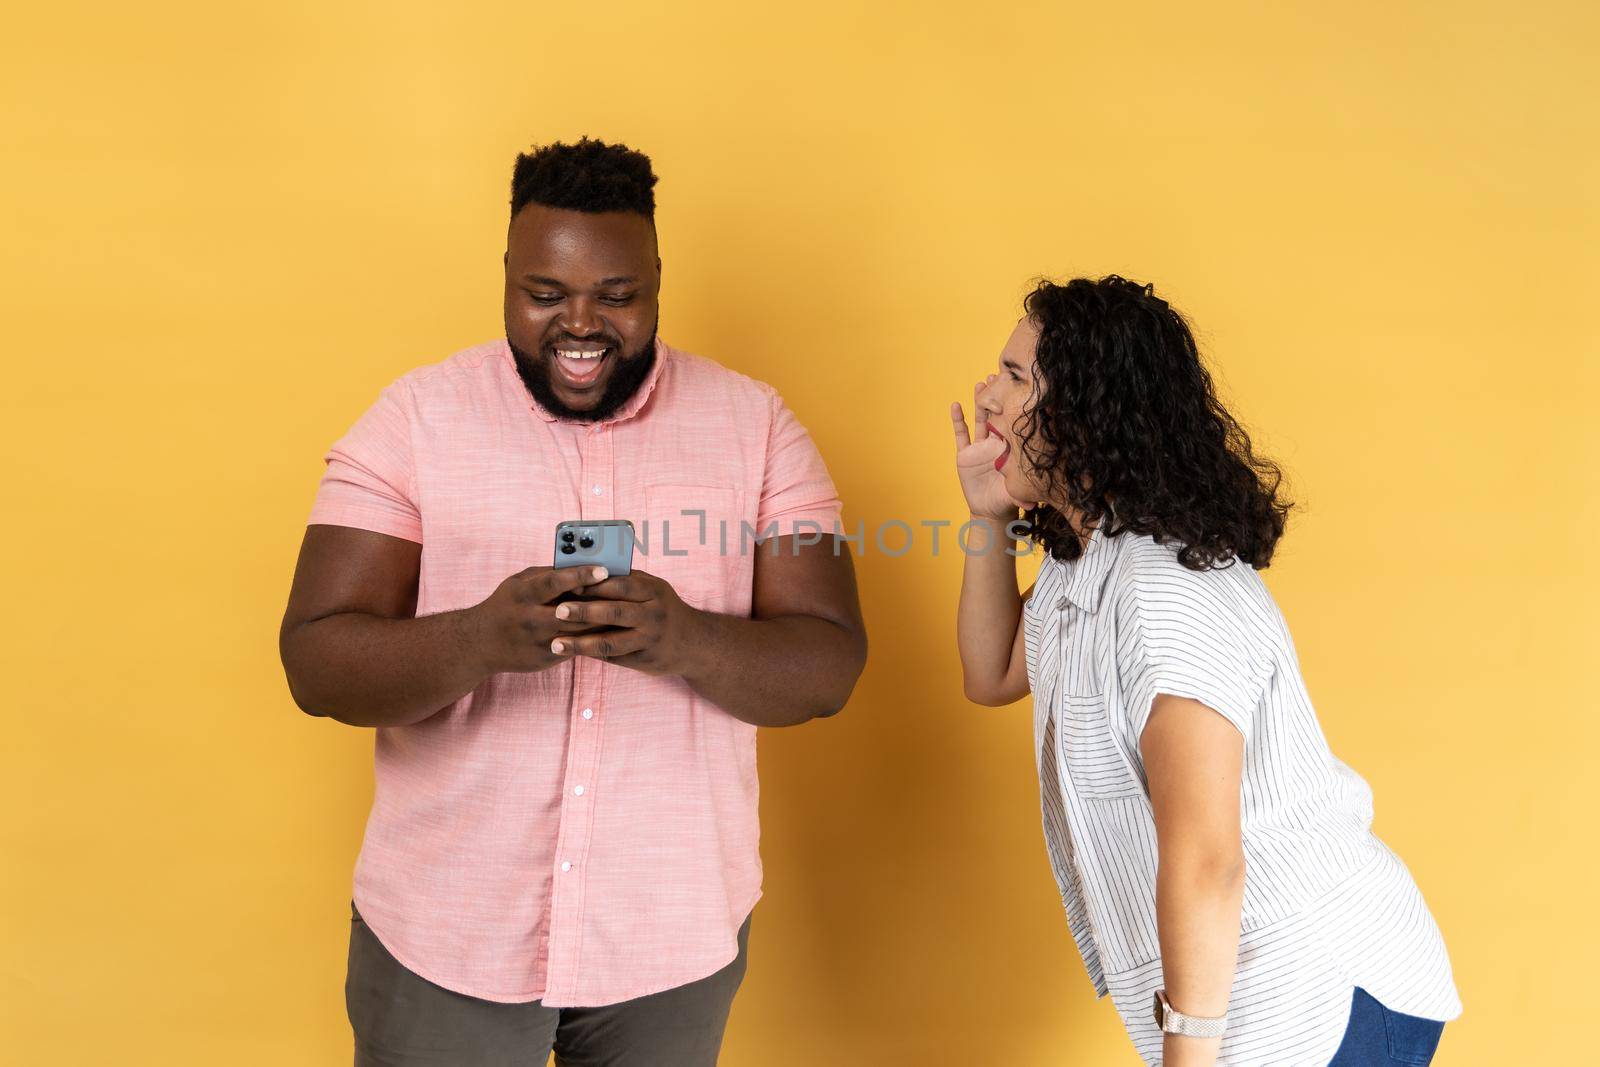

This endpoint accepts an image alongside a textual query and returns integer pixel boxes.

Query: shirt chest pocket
[1058,693,1145,802]
[639,484,749,615]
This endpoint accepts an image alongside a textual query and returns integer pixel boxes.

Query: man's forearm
[281,608,490,728]
[678,609,866,728]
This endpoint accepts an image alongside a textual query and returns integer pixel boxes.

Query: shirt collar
[1057,519,1119,614]
[509,337,669,427]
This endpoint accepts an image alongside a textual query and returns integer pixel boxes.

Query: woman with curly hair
[951,277,1460,1066]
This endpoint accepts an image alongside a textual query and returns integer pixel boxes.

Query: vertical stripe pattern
[1022,525,1461,1064]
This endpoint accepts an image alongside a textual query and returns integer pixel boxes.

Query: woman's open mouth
[551,346,611,389]
[993,431,1012,471]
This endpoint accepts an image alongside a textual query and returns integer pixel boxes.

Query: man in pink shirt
[279,138,867,1066]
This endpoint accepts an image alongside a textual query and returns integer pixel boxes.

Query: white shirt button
[591,484,603,495]
[581,708,593,720]
[560,861,572,872]
[573,785,586,796]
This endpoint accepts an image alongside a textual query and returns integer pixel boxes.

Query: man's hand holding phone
[469,565,614,674]
[547,570,706,678]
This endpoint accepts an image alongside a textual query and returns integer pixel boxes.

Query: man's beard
[508,324,659,423]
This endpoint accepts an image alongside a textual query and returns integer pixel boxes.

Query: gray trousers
[346,904,750,1067]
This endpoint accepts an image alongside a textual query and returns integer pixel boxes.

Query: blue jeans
[1326,987,1446,1065]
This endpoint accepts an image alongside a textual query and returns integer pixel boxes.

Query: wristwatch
[1153,989,1227,1038]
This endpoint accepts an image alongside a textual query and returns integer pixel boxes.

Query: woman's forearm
[956,511,1025,702]
[1142,693,1248,1065]
[1156,848,1245,1066]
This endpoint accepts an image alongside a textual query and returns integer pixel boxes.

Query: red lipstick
[993,432,1011,471]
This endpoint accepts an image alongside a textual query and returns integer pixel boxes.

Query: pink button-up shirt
[304,337,843,1006]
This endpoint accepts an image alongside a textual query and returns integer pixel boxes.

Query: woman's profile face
[979,317,1053,506]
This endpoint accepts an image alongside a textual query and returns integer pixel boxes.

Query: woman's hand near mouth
[953,375,1035,709]
[951,377,1026,521]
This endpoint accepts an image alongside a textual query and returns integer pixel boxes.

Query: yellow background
[5,2,1595,1064]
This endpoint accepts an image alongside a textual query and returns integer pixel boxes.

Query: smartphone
[553,519,634,576]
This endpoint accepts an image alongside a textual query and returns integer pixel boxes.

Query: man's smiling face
[503,202,662,421]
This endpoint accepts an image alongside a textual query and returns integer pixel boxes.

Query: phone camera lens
[559,544,576,555]
[561,530,576,543]
[578,536,594,549]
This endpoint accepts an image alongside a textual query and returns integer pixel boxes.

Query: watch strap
[1153,989,1228,1038]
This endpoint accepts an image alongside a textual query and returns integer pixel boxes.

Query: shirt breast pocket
[640,484,748,614]
[1058,693,1145,802]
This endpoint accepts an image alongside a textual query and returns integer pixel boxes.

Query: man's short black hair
[509,138,657,221]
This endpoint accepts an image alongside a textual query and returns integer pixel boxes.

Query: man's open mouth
[551,346,611,388]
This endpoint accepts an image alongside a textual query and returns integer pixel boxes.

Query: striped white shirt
[1022,524,1461,1065]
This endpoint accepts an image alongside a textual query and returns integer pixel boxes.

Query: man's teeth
[556,349,607,360]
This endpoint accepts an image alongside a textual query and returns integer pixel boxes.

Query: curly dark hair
[510,137,658,220]
[1017,275,1291,570]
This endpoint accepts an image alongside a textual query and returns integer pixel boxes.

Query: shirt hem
[352,888,762,1007]
[1094,849,1461,1023]
[352,892,545,1004]
[540,890,762,1008]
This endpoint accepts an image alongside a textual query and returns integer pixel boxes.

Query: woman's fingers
[951,401,972,449]
[973,382,988,439]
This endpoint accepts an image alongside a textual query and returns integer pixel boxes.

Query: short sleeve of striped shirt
[306,378,423,544]
[1115,559,1274,743]
[753,390,843,541]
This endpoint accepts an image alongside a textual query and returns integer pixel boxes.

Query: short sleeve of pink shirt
[307,378,423,544]
[754,390,843,541]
